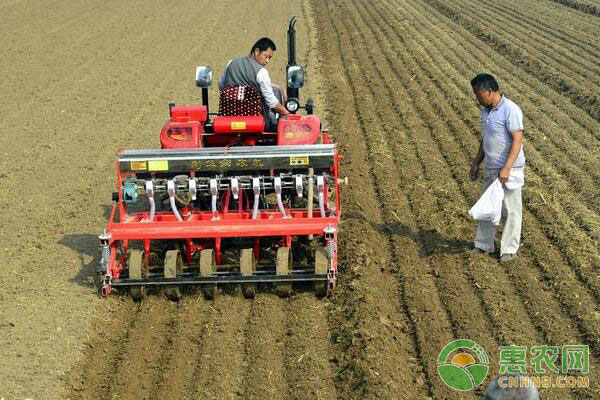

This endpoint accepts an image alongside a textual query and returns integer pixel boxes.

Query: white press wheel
[276,247,292,297]
[240,248,256,299]
[199,249,216,300]
[128,250,148,301]
[314,246,329,298]
[164,250,183,301]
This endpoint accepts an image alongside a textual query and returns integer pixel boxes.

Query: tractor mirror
[195,66,213,88]
[287,65,304,89]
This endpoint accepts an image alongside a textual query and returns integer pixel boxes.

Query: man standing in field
[470,74,525,263]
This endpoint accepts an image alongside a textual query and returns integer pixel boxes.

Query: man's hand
[498,166,510,185]
[275,102,289,116]
[470,163,480,181]
[471,140,484,181]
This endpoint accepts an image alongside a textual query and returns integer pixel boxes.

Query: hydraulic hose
[317,175,326,218]
[167,180,183,222]
[145,181,155,222]
[252,177,260,219]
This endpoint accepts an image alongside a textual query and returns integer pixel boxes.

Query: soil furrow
[372,0,600,354]
[498,258,600,400]
[380,0,600,240]
[548,0,600,17]
[66,301,140,400]
[368,0,600,241]
[424,0,600,122]
[192,296,250,399]
[241,295,288,400]
[150,298,213,400]
[282,294,337,400]
[324,2,475,398]
[102,299,177,399]
[376,0,600,181]
[405,0,600,335]
[391,0,600,360]
[357,0,550,360]
[392,1,600,229]
[485,0,600,49]
[467,0,600,75]
[404,0,600,300]
[373,0,600,266]
[321,21,433,400]
[349,0,506,348]
[343,0,465,342]
[449,0,600,70]
[360,0,600,398]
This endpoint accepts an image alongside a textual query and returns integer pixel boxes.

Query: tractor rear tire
[164,250,183,301]
[314,246,329,298]
[128,250,147,301]
[276,247,292,298]
[240,248,256,299]
[200,249,216,300]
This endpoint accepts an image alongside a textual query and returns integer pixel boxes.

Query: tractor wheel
[276,247,292,298]
[128,249,148,301]
[314,246,329,298]
[199,249,216,300]
[164,250,183,301]
[240,248,256,299]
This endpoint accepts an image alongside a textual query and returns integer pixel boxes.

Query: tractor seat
[219,86,263,117]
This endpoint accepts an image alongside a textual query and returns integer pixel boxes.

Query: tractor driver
[218,37,289,131]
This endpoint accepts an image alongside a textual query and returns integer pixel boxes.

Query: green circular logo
[437,339,489,391]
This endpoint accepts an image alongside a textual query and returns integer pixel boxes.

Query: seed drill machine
[98,18,345,300]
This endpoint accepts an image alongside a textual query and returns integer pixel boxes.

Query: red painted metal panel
[212,115,265,133]
[108,216,338,241]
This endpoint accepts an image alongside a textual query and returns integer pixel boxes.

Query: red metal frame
[104,148,341,289]
[109,210,338,239]
[101,93,343,298]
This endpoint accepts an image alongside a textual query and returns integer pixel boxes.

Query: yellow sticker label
[289,155,309,166]
[130,161,147,171]
[231,121,247,130]
[148,160,169,171]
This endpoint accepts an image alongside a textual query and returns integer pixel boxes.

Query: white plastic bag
[469,178,504,225]
[504,168,525,191]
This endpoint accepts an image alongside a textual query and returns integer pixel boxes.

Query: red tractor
[98,18,345,300]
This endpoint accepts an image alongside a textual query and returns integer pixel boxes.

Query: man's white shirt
[219,59,279,108]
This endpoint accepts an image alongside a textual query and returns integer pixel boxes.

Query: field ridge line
[424,0,600,122]
[548,0,600,16]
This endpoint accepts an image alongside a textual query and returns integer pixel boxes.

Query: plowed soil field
[1,0,599,399]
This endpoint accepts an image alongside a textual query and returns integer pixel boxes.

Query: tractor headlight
[286,98,300,113]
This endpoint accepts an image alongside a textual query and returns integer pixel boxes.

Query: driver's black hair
[250,37,277,55]
[471,73,500,92]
